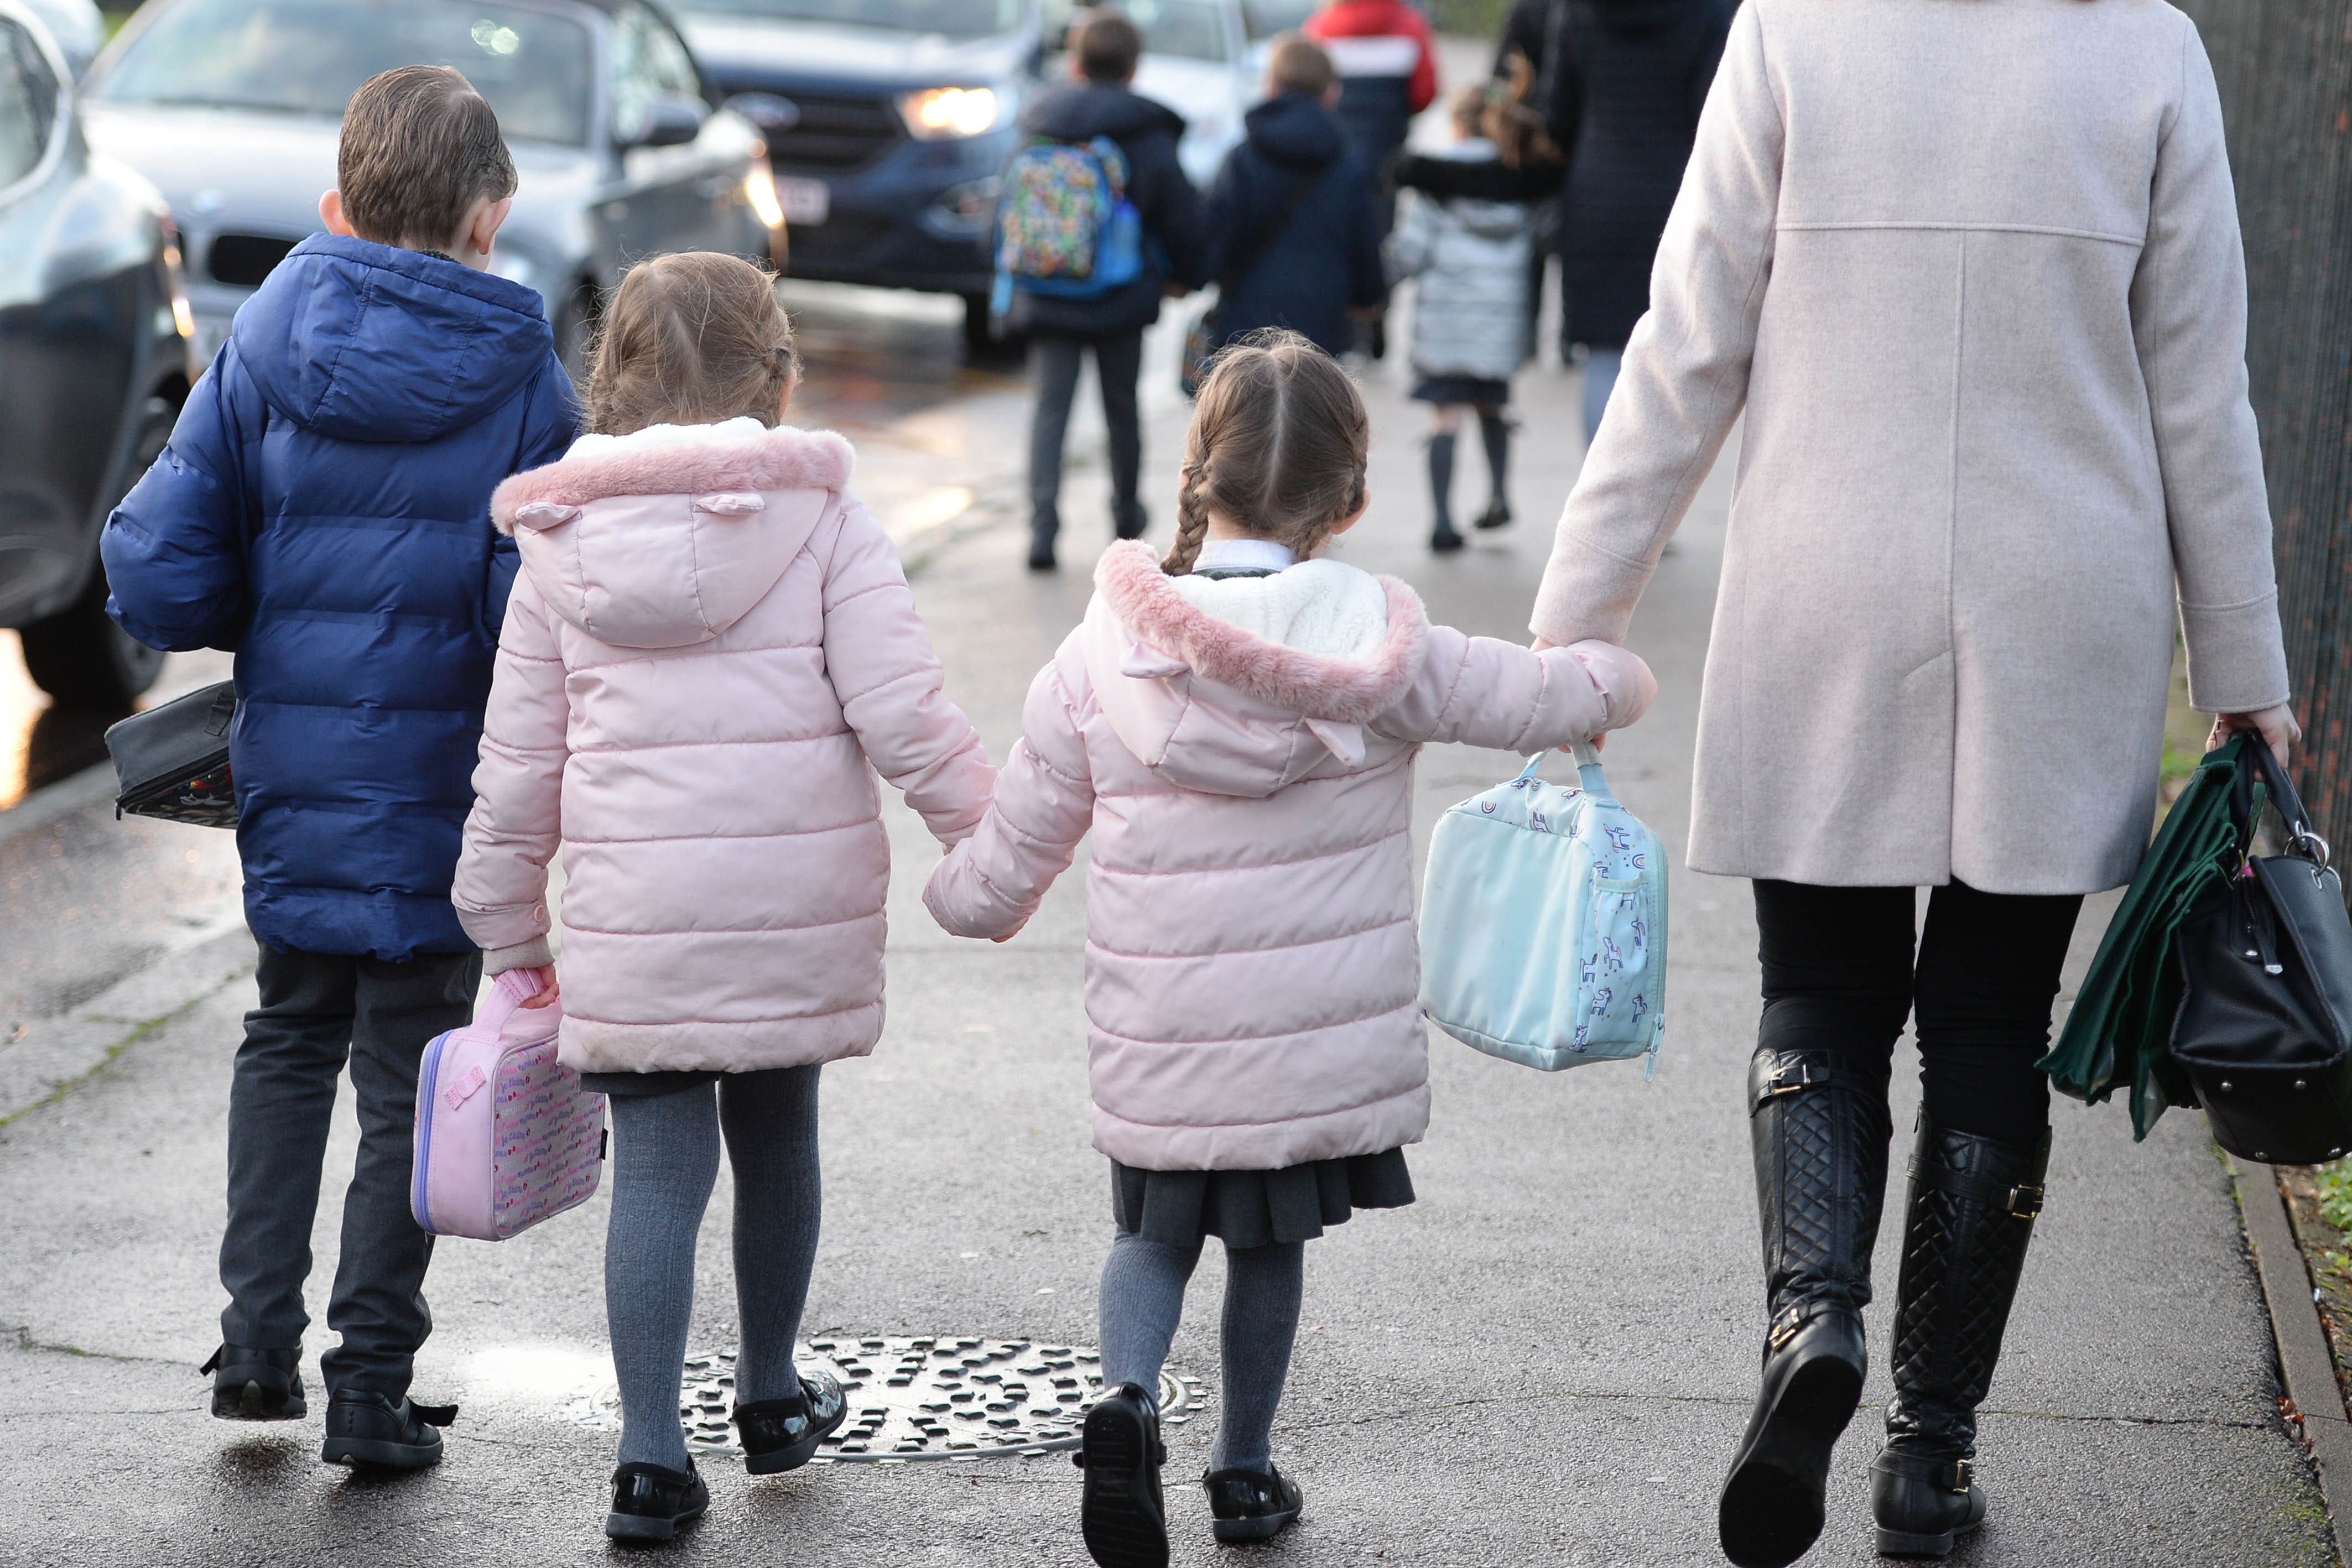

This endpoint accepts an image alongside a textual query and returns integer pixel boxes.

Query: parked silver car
[79,0,786,373]
[0,0,194,706]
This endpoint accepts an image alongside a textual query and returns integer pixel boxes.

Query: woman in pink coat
[926,333,1654,1566]
[453,255,993,1541]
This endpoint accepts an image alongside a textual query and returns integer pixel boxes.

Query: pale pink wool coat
[454,420,993,1074]
[925,542,1655,1171]
[1533,0,2291,895]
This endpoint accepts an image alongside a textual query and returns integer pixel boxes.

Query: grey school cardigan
[1529,0,2291,897]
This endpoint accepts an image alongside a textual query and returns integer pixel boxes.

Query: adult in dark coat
[1017,10,1204,569]
[1202,40,1387,361]
[1480,0,1731,436]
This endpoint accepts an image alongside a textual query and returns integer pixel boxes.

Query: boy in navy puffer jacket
[101,65,576,1471]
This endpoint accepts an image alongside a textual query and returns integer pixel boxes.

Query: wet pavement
[0,62,2334,1567]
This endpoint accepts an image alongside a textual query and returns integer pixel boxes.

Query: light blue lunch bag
[1419,743,1668,1074]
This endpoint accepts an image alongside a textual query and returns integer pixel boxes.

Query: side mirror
[623,95,706,150]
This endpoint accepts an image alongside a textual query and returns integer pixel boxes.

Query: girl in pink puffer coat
[452,255,993,1541]
[924,333,1654,1564]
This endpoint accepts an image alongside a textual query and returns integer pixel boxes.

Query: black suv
[0,0,194,706]
[674,0,1044,354]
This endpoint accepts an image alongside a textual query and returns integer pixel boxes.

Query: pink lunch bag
[411,967,607,1241]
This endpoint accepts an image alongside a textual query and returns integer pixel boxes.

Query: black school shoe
[607,1458,710,1543]
[1430,524,1466,554]
[201,1345,305,1421]
[319,1392,456,1470]
[734,1369,847,1475]
[1475,498,1513,531]
[1204,1463,1303,1544]
[1077,1383,1168,1568]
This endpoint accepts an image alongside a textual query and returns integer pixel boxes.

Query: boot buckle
[1947,1458,1975,1494]
[1766,1311,1803,1352]
[2005,1183,2044,1219]
[1763,1062,1818,1098]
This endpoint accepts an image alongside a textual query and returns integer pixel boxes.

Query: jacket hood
[233,233,556,443]
[1021,82,1187,144]
[1243,91,1347,169]
[1433,148,1532,238]
[1083,541,1428,798]
[490,420,855,650]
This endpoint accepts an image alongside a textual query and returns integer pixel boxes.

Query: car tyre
[19,397,174,709]
[962,293,1026,366]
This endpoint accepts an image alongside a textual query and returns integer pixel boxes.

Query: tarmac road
[0,268,2331,1566]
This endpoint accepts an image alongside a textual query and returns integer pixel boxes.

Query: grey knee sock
[1427,431,1457,533]
[1097,1229,1201,1401]
[1211,1241,1303,1474]
[1479,409,1511,509]
[606,1087,724,1470]
[719,1065,824,1406]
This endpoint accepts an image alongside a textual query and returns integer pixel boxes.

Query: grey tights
[1096,1229,1304,1475]
[605,1066,822,1470]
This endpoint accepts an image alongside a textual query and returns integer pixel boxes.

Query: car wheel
[962,293,1026,366]
[19,397,175,709]
[555,279,602,384]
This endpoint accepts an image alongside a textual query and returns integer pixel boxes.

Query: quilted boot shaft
[1747,1041,1893,1345]
[1883,1116,2051,1457]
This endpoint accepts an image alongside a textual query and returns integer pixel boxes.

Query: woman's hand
[2209,705,2301,769]
[517,966,561,1009]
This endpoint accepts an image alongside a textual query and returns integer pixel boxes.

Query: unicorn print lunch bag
[1419,743,1668,1073]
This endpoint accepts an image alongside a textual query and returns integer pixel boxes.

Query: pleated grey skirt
[1110,1147,1415,1251]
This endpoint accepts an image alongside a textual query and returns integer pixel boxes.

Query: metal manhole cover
[565,1337,1203,1463]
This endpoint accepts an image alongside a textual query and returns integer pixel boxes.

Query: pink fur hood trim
[490,421,854,534]
[1092,541,1430,724]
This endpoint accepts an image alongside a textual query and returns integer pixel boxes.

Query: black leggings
[1753,880,2083,1147]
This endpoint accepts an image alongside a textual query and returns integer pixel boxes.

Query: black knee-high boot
[1475,410,1511,528]
[1870,1117,2048,1559]
[1719,1043,1893,1568]
[1428,431,1461,551]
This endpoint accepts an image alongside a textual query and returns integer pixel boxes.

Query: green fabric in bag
[2038,733,2249,1139]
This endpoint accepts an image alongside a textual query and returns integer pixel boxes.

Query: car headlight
[899,86,1006,140]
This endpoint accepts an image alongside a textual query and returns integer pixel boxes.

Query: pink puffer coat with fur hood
[455,419,993,1073]
[924,541,1654,1170]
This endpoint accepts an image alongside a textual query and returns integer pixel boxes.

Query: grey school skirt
[1110,1148,1415,1251]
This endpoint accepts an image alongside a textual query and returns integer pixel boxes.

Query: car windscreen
[1240,0,1314,41]
[89,0,594,147]
[681,0,1024,43]
[1125,0,1226,62]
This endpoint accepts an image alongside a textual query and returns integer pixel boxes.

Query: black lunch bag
[102,679,238,829]
[2169,736,2352,1165]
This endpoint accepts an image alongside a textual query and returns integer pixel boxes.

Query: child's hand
[517,966,561,1009]
[1529,637,1604,752]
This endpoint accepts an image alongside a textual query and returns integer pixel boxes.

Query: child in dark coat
[1201,37,1387,361]
[1016,8,1203,570]
[101,65,576,1471]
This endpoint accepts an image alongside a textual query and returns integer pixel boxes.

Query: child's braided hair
[1164,331,1370,576]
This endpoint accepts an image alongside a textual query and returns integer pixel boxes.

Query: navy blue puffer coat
[103,235,577,960]
[1203,92,1387,358]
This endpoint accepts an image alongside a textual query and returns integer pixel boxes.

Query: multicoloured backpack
[1418,744,1668,1075]
[988,135,1144,316]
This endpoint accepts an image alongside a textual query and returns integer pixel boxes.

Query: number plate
[774,176,829,225]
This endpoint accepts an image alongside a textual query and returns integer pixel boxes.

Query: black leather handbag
[102,679,239,828]
[2169,736,2352,1164]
